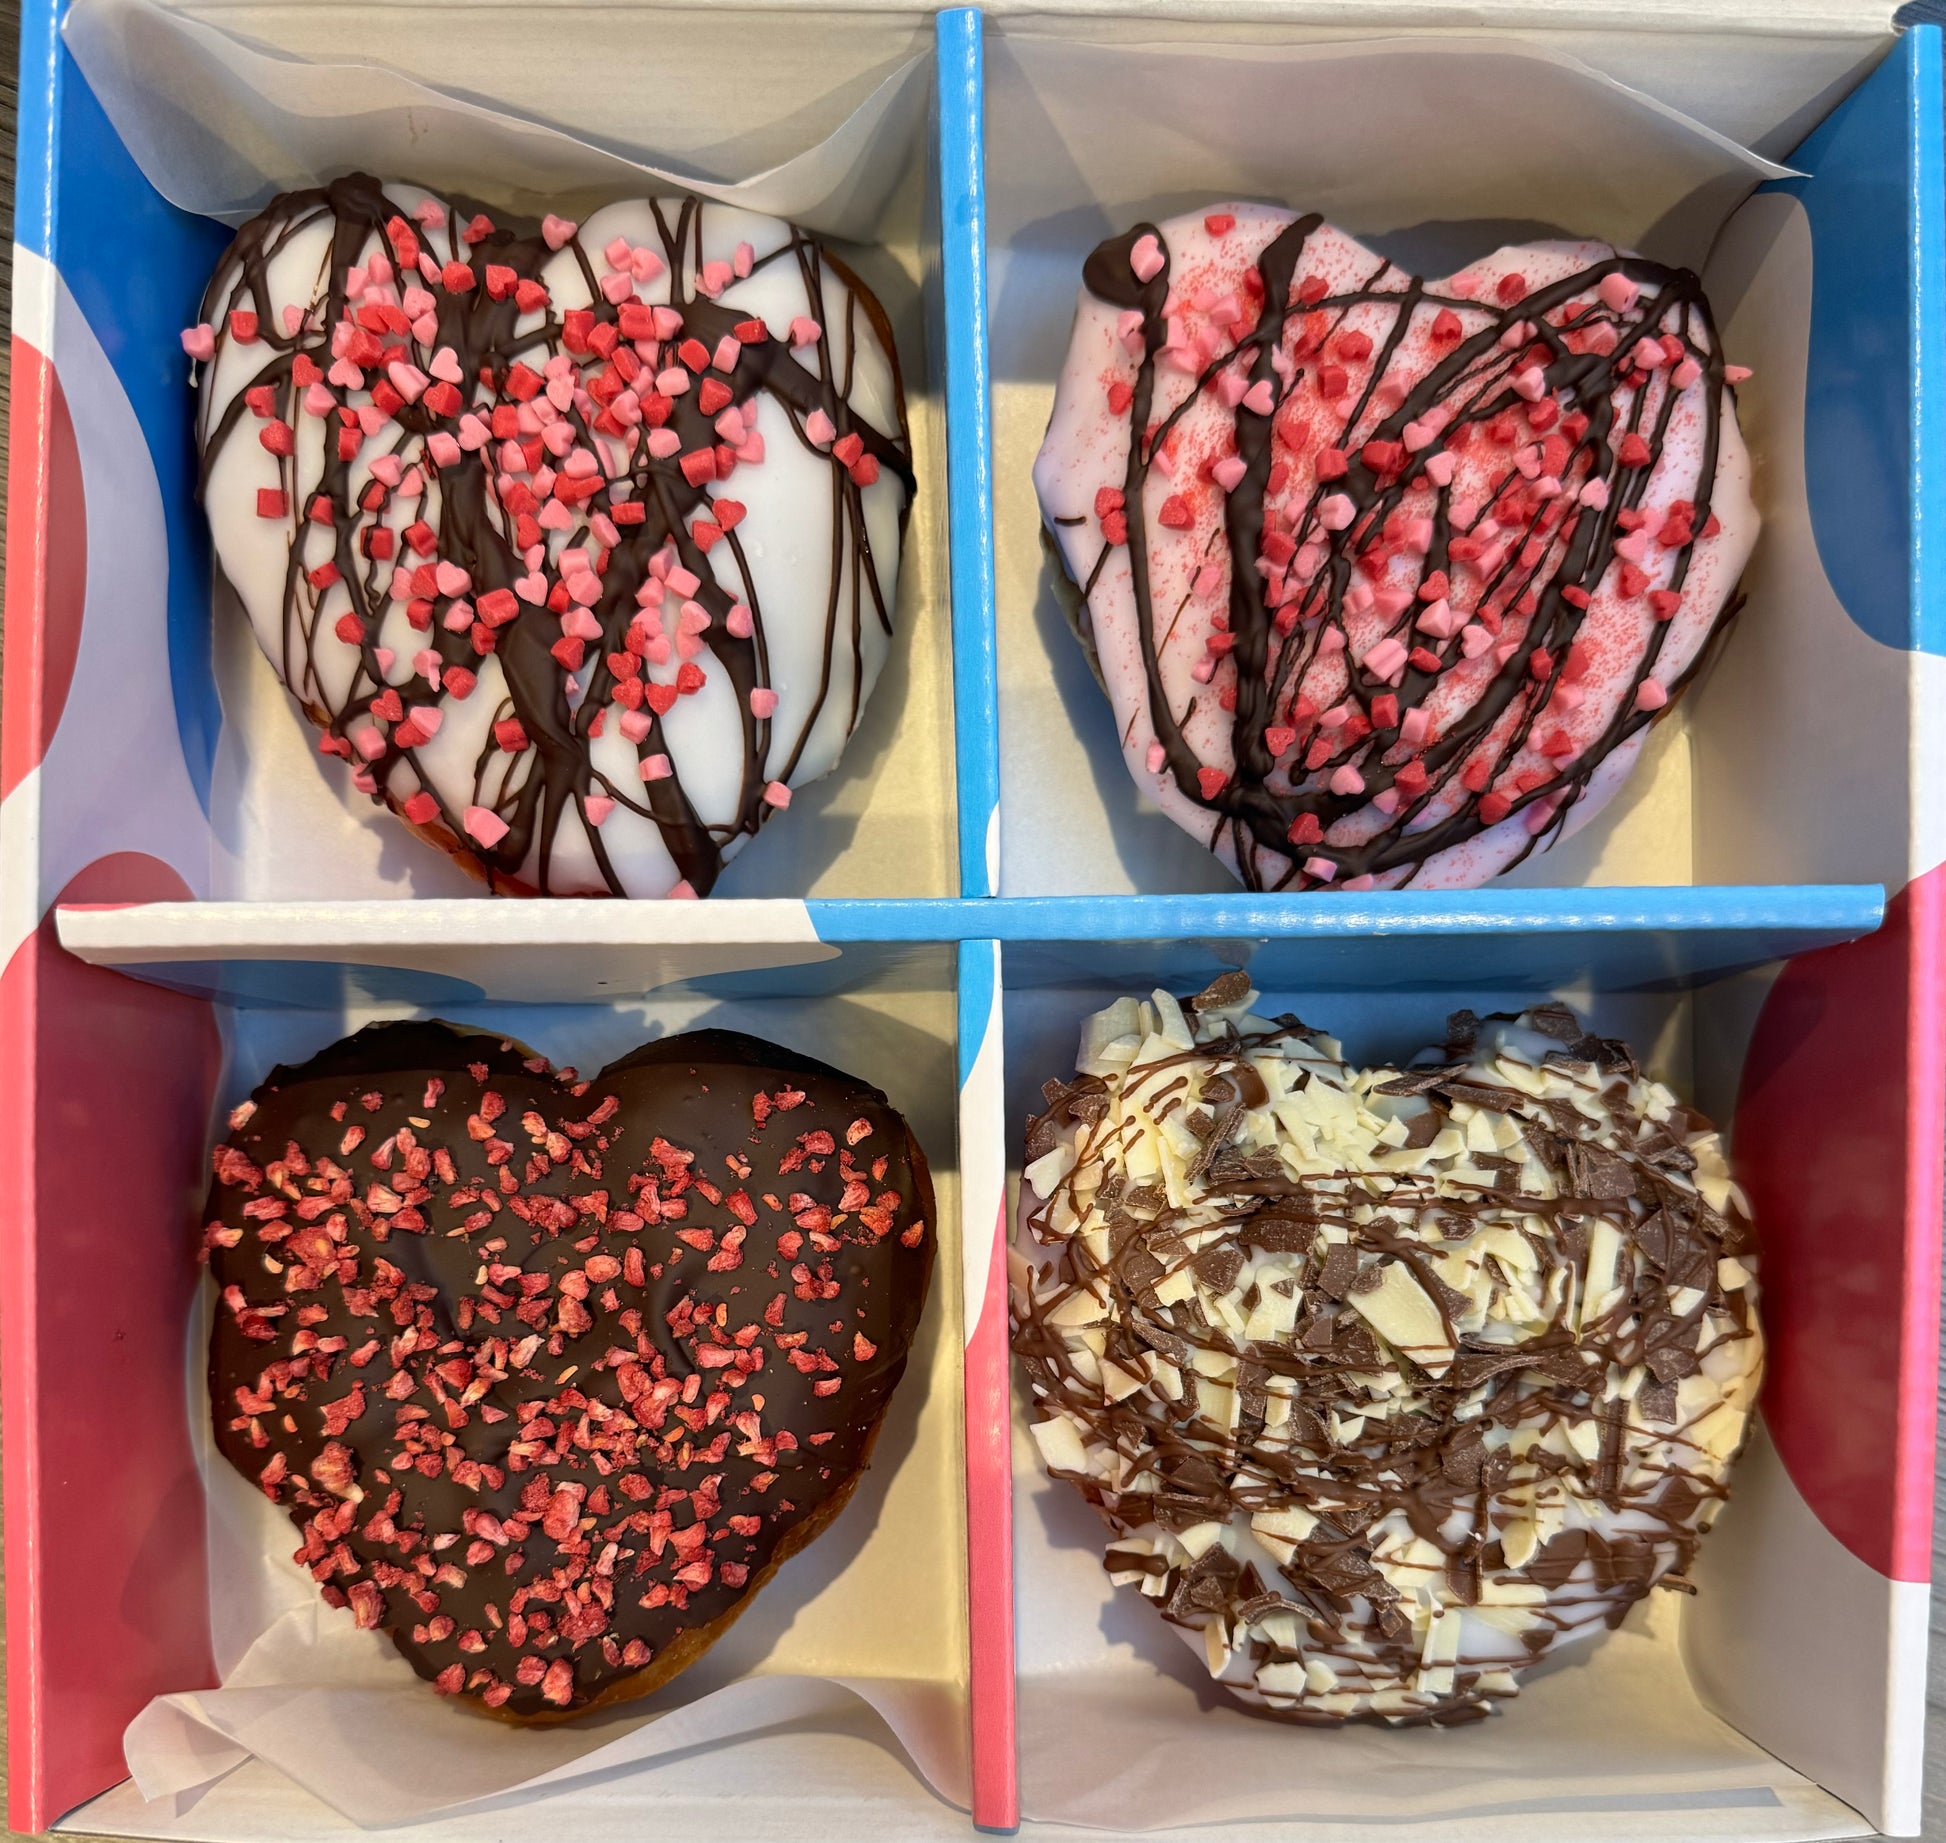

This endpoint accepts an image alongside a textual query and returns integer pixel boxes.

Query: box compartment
[982,17,1936,908]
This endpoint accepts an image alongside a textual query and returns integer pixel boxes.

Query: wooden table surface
[0,4,1939,1837]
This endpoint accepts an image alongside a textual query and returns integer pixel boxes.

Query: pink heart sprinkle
[1598,272,1639,313]
[304,382,335,417]
[1317,494,1355,532]
[1636,678,1669,711]
[789,317,822,349]
[538,501,574,533]
[464,805,509,847]
[750,688,780,719]
[726,603,754,639]
[1212,455,1248,493]
[583,796,615,827]
[411,314,439,345]
[414,707,444,737]
[563,606,603,640]
[619,710,654,744]
[733,241,755,280]
[698,261,734,297]
[805,409,837,448]
[631,247,666,283]
[357,404,388,438]
[373,648,395,672]
[1129,234,1165,283]
[542,420,577,458]
[640,754,673,782]
[762,780,792,809]
[435,561,471,596]
[648,428,682,459]
[542,214,578,251]
[328,358,365,391]
[1424,452,1456,487]
[514,572,548,604]
[442,603,473,633]
[457,414,490,451]
[1239,379,1274,416]
[1461,623,1493,659]
[427,433,462,469]
[428,347,463,384]
[180,323,216,361]
[387,360,428,404]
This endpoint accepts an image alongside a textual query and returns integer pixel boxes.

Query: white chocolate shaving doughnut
[1014,981,1762,1723]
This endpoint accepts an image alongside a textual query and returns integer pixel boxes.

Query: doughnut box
[1,3,1941,1843]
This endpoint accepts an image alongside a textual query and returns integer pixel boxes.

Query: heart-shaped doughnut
[189,177,912,896]
[1034,206,1758,891]
[205,1020,933,1716]
[1012,980,1760,1723]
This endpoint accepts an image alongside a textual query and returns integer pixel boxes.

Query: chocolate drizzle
[205,1020,934,1715]
[195,176,913,895]
[1012,998,1761,1723]
[1060,211,1748,890]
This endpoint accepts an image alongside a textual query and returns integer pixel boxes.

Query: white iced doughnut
[189,177,911,896]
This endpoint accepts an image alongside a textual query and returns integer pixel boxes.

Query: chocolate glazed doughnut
[191,178,914,897]
[205,1020,934,1717]
[1034,206,1759,892]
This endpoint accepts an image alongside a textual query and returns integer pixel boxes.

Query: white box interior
[1000,949,1868,1841]
[984,22,1901,899]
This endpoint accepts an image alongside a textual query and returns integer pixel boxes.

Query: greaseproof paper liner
[985,30,1788,900]
[61,0,930,234]
[115,980,968,1824]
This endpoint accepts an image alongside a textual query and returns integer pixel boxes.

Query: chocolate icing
[205,1020,933,1715]
[1061,214,1743,889]
[195,177,913,895]
[1012,995,1759,1722]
